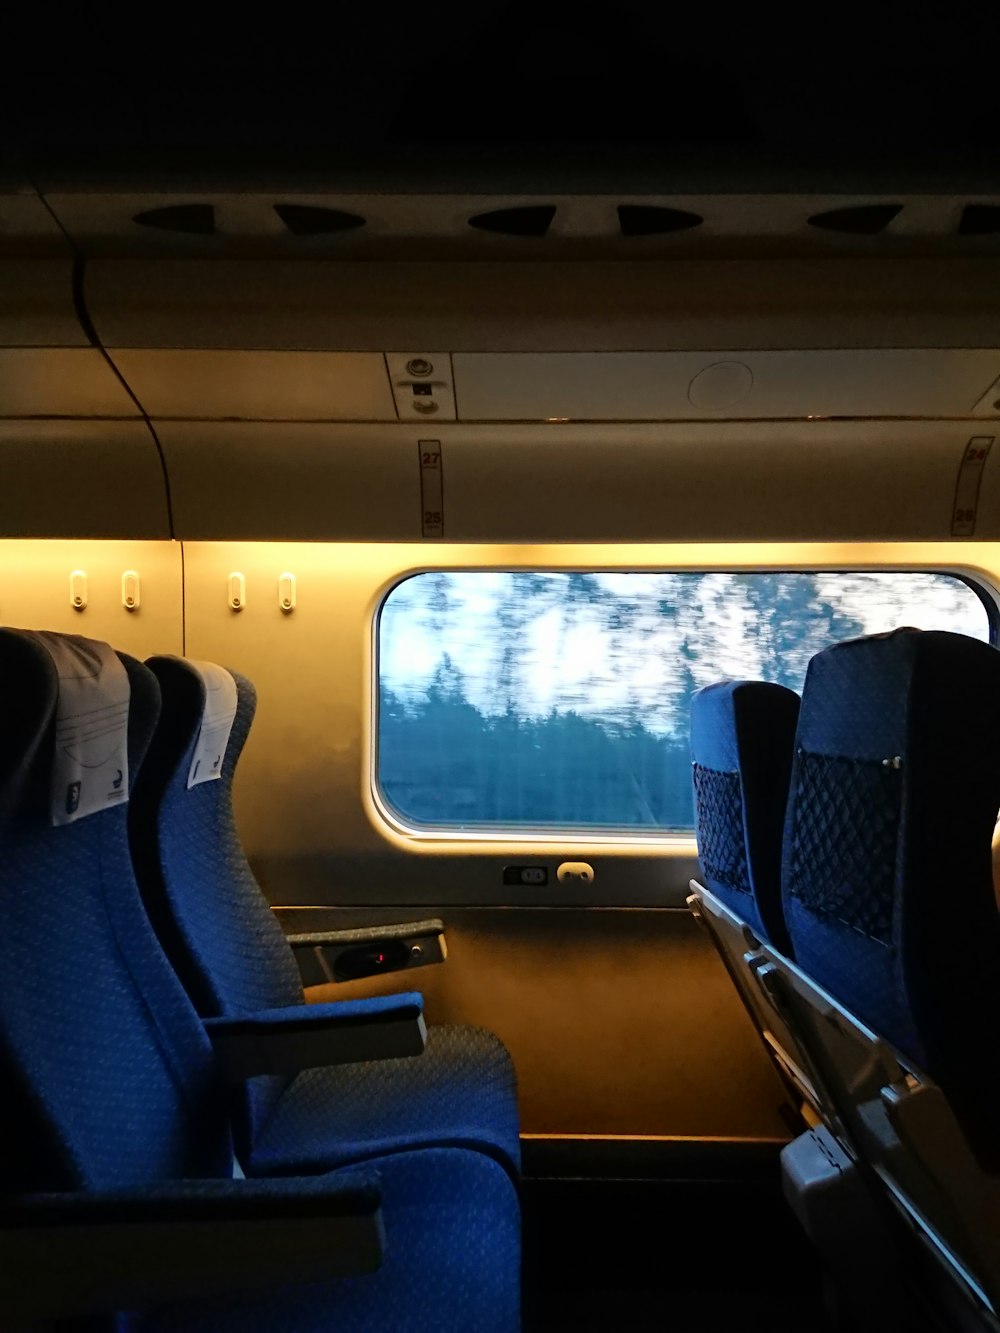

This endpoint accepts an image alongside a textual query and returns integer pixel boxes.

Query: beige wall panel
[0,197,70,257]
[975,446,1000,538]
[183,540,442,887]
[110,350,396,421]
[442,422,996,542]
[87,258,1000,353]
[0,348,138,418]
[297,907,790,1140]
[0,259,84,346]
[156,421,1000,545]
[454,350,1000,421]
[0,421,171,539]
[160,424,418,540]
[0,539,183,658]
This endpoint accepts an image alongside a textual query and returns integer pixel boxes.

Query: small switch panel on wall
[386,353,456,421]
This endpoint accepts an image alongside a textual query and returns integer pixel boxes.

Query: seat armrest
[205,993,427,1079]
[285,918,447,986]
[0,1172,383,1320]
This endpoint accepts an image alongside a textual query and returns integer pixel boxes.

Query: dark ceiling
[4,6,999,192]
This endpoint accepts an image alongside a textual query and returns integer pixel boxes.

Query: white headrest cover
[187,661,238,789]
[30,632,130,826]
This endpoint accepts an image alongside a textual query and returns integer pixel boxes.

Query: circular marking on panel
[688,361,754,410]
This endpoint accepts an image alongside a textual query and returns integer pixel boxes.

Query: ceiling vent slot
[807,204,902,235]
[132,204,216,235]
[274,204,366,235]
[958,204,1000,236]
[617,204,703,236]
[468,205,556,237]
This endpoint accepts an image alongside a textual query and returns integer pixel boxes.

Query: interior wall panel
[160,421,998,544]
[109,350,396,421]
[0,197,70,257]
[288,906,792,1141]
[443,423,995,543]
[86,258,1000,352]
[978,449,1000,539]
[0,259,84,346]
[453,350,1000,421]
[0,349,139,418]
[0,539,183,658]
[160,424,419,540]
[0,421,171,539]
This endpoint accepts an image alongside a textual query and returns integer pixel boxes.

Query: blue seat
[689,645,1000,1322]
[0,629,520,1330]
[687,678,823,1119]
[781,627,1000,1168]
[129,654,520,1181]
[688,667,986,1324]
[690,679,800,954]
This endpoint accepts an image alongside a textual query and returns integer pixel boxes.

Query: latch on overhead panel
[386,353,457,421]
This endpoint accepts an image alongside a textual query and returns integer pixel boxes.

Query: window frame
[370,564,998,846]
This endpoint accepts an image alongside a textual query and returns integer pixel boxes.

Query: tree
[737,573,864,689]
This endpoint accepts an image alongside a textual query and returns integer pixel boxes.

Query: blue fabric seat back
[0,630,232,1192]
[130,656,306,1146]
[690,680,800,954]
[781,628,1000,1163]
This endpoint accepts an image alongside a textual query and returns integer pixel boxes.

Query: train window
[376,571,992,835]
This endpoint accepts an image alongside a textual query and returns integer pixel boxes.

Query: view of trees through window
[377,571,991,832]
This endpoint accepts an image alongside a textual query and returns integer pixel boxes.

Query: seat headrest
[0,630,158,826]
[141,656,254,789]
[690,679,800,952]
[185,661,238,788]
[32,632,130,824]
[0,630,59,829]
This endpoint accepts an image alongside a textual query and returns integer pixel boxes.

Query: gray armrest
[0,1172,383,1320]
[286,918,447,986]
[205,993,426,1080]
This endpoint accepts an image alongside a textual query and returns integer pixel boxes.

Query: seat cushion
[141,1146,521,1333]
[247,1026,520,1182]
